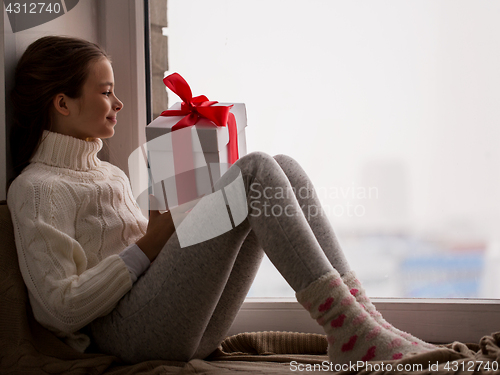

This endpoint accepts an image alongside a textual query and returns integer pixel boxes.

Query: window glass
[159,0,500,298]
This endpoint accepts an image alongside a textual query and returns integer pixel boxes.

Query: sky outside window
[162,0,500,298]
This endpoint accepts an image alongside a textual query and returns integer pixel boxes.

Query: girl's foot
[341,271,435,350]
[296,271,430,365]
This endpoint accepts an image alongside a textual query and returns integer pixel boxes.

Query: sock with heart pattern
[340,270,435,350]
[296,271,429,365]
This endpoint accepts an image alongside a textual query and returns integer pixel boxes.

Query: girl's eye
[104,91,111,97]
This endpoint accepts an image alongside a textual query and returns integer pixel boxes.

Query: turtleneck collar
[30,130,103,171]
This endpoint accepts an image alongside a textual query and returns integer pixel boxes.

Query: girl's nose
[114,96,124,112]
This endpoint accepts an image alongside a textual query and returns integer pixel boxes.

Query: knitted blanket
[2,200,500,375]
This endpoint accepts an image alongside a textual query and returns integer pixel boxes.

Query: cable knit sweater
[7,130,148,352]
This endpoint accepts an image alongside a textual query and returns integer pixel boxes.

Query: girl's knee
[273,153,299,167]
[241,151,274,163]
[235,151,276,173]
[233,152,304,182]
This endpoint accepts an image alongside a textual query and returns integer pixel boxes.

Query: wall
[1,0,147,199]
[0,8,5,200]
[98,0,147,175]
[1,0,100,199]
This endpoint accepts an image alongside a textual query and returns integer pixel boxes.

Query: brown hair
[9,35,109,181]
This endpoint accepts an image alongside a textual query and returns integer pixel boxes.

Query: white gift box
[144,102,247,209]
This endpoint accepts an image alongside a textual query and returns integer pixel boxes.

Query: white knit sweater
[7,130,148,352]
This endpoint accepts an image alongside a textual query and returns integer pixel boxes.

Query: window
[154,0,500,300]
[148,0,500,342]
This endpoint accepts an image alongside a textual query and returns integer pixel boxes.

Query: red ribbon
[161,73,239,164]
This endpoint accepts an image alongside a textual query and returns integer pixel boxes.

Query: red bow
[161,73,239,164]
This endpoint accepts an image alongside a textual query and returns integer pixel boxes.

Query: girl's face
[54,58,123,140]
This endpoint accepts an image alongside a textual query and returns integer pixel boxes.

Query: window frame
[228,298,500,344]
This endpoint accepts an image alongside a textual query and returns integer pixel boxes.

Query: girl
[7,35,434,365]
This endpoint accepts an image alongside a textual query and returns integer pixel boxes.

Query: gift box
[144,72,247,210]
[145,101,247,209]
[128,73,249,247]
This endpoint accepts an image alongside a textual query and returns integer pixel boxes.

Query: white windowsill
[228,298,500,344]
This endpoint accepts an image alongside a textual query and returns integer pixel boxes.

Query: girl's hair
[10,35,109,181]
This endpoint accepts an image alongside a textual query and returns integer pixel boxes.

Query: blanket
[1,200,500,374]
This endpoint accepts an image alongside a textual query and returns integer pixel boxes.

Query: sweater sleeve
[7,176,133,335]
[119,243,151,282]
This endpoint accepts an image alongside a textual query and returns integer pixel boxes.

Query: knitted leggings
[90,151,350,363]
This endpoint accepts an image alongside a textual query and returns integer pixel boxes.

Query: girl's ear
[52,94,71,116]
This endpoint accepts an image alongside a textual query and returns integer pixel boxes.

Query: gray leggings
[90,152,350,363]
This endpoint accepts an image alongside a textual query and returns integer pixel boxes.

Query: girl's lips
[107,117,117,123]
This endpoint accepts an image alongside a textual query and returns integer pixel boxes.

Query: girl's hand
[135,195,202,262]
[136,208,174,262]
